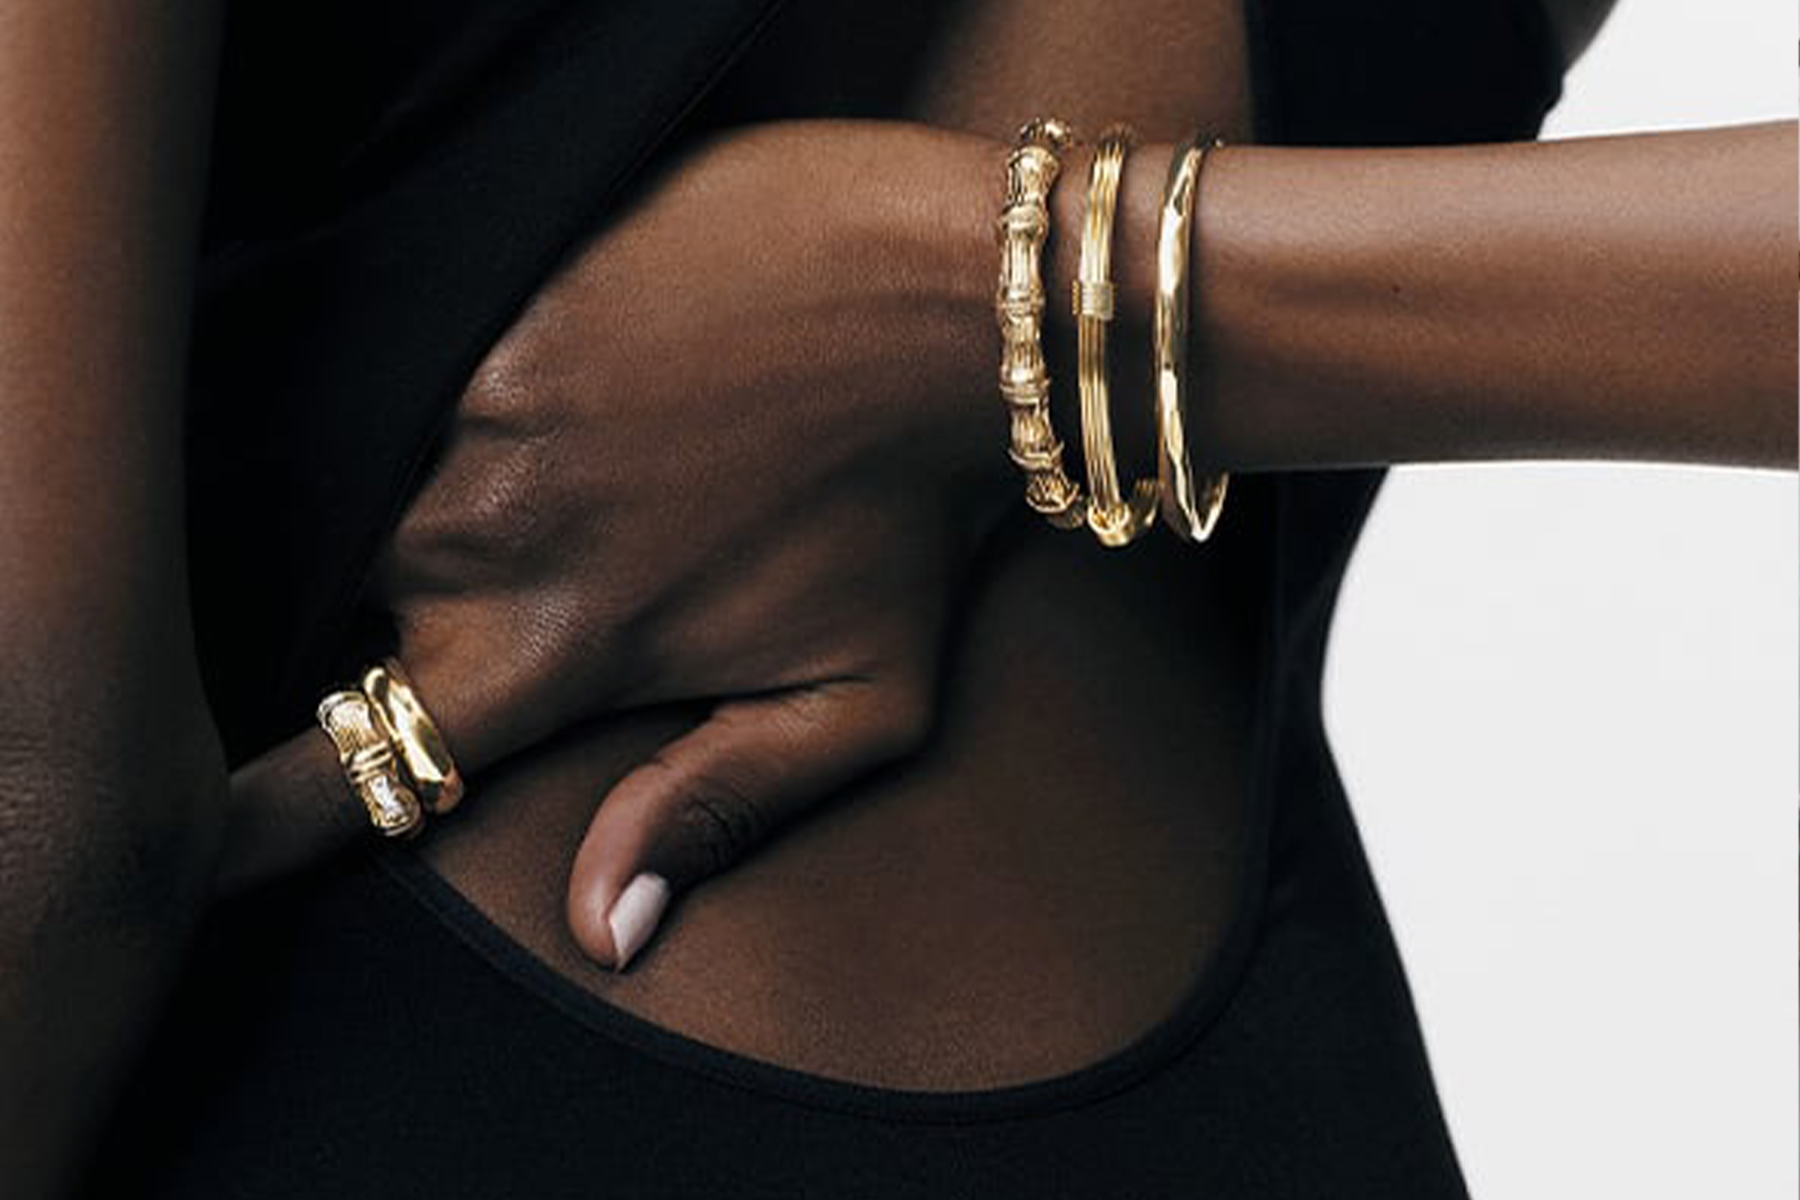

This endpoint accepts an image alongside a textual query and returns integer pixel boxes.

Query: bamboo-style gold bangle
[1075,126,1159,548]
[995,117,1085,529]
[316,689,426,838]
[362,659,464,816]
[1154,134,1230,542]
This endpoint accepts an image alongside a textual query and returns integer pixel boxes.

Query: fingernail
[607,872,671,972]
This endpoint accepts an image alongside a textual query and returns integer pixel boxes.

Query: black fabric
[111,0,1566,1194]
[188,0,785,759]
[1252,0,1560,147]
[88,722,1461,1198]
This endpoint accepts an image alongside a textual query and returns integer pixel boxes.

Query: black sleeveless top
[95,2,1561,1195]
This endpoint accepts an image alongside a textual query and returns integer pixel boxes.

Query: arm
[1058,121,1795,474]
[0,2,224,1194]
[223,113,1793,960]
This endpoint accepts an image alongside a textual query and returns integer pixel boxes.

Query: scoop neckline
[374,722,1277,1125]
[359,1,1294,1123]
[362,477,1300,1124]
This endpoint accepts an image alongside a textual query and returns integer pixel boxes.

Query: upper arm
[0,3,225,1195]
[0,0,219,658]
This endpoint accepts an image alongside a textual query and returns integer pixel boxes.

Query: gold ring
[361,659,464,815]
[316,689,426,838]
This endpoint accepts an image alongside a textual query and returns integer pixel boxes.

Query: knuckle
[459,314,578,448]
[457,439,559,552]
[461,335,543,420]
[667,771,767,876]
[392,441,575,591]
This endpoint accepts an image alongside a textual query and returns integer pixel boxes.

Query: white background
[1324,2,1797,1197]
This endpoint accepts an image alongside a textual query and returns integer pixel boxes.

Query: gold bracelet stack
[993,121,1232,547]
[995,118,1085,529]
[1154,134,1230,542]
[316,657,463,838]
[1075,126,1160,548]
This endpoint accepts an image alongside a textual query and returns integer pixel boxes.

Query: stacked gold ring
[316,659,463,838]
[316,689,426,837]
[995,117,1086,529]
[1075,126,1160,548]
[362,660,464,815]
[1154,134,1230,542]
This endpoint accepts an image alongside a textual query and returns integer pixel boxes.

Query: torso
[98,3,1570,1192]
[418,0,1268,1091]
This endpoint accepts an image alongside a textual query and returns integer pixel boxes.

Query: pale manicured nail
[607,872,671,971]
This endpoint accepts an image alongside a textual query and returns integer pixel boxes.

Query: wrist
[855,123,1017,522]
[907,125,1176,530]
[818,122,1177,532]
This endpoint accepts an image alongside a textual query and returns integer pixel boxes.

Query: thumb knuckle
[669,771,767,876]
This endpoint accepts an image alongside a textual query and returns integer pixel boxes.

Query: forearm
[1179,122,1795,470]
[0,2,223,1193]
[1029,122,1795,475]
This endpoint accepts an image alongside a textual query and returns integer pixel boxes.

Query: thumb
[565,677,931,971]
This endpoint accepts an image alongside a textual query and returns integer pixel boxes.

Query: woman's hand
[225,122,1014,966]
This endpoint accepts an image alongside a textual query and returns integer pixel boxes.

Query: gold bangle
[1154,134,1230,542]
[995,117,1085,529]
[361,659,464,816]
[316,689,426,838]
[1075,126,1159,548]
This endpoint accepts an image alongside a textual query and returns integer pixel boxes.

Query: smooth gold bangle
[1154,134,1230,542]
[1075,126,1159,548]
[995,117,1085,529]
[316,689,426,838]
[362,659,464,816]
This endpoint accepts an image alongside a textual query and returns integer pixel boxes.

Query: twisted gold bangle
[995,118,1085,529]
[1076,126,1159,548]
[1155,134,1230,542]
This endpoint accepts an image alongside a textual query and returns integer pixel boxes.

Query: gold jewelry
[361,659,464,815]
[996,118,1085,529]
[1075,126,1159,547]
[1154,134,1230,542]
[316,689,426,838]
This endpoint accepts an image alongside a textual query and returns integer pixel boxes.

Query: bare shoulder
[1535,0,1619,69]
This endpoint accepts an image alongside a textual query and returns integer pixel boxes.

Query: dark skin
[0,3,222,1195]
[228,8,1794,938]
[2,0,1794,1189]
